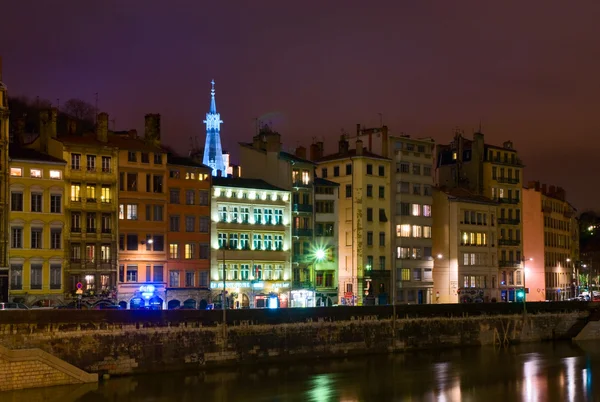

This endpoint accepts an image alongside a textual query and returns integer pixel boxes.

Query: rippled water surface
[4,341,600,402]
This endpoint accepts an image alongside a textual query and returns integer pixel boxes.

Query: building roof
[212,176,287,192]
[316,149,390,163]
[438,187,497,205]
[314,177,340,187]
[167,154,211,170]
[9,146,66,164]
[279,151,316,165]
[55,132,164,152]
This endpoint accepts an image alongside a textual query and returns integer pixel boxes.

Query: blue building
[202,80,227,176]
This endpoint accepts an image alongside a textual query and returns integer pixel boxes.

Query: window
[31,193,42,212]
[127,265,138,282]
[170,216,180,232]
[397,224,410,237]
[153,175,163,193]
[170,170,180,178]
[199,243,210,259]
[71,154,81,170]
[185,243,195,259]
[127,204,138,220]
[379,256,386,270]
[169,270,180,287]
[169,243,179,259]
[321,168,328,178]
[30,168,42,178]
[397,182,410,194]
[31,228,42,249]
[345,184,352,198]
[87,155,96,172]
[126,234,138,250]
[11,192,23,211]
[185,216,195,232]
[199,191,209,206]
[128,151,136,162]
[50,264,61,289]
[423,165,432,176]
[126,173,137,191]
[412,164,420,175]
[86,213,96,232]
[367,208,373,222]
[101,156,111,173]
[412,183,421,195]
[423,226,432,238]
[366,185,373,198]
[86,244,95,263]
[152,235,164,251]
[146,174,151,192]
[401,269,410,281]
[154,153,162,164]
[49,170,62,179]
[423,205,432,217]
[397,202,410,216]
[346,164,352,175]
[367,231,373,246]
[170,189,180,204]
[186,190,195,205]
[71,184,81,202]
[50,228,61,249]
[379,186,385,199]
[185,271,195,287]
[378,165,385,176]
[379,232,385,246]
[50,194,61,213]
[411,204,421,216]
[101,214,111,233]
[199,216,209,233]
[101,186,111,203]
[302,170,310,184]
[10,264,23,290]
[71,212,81,232]
[141,152,150,163]
[412,225,422,238]
[366,164,373,175]
[423,185,432,196]
[101,244,111,262]
[10,167,22,177]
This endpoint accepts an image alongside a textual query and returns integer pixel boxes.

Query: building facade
[315,136,392,306]
[432,188,499,303]
[115,114,168,309]
[8,148,67,306]
[523,182,579,301]
[314,177,339,306]
[211,177,292,309]
[239,127,318,307]
[437,132,525,302]
[165,155,212,309]
[26,109,120,305]
[0,64,9,302]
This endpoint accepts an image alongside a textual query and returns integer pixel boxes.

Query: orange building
[115,114,168,309]
[165,155,212,309]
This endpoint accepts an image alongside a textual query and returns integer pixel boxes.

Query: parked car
[0,302,29,310]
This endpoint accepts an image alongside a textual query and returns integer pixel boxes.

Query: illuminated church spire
[203,80,226,176]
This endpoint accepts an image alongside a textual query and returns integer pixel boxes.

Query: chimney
[67,117,77,135]
[295,146,306,159]
[382,126,389,158]
[265,132,281,153]
[14,117,25,145]
[338,135,349,154]
[356,123,361,137]
[541,183,547,195]
[39,108,57,153]
[356,139,363,156]
[503,141,513,150]
[128,129,138,139]
[97,112,109,143]
[144,113,161,143]
[549,185,556,195]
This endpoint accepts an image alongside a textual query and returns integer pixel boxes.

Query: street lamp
[521,257,533,313]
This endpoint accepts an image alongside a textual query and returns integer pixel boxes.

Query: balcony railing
[497,218,520,225]
[496,177,520,184]
[292,280,314,290]
[293,228,313,237]
[498,239,521,246]
[499,260,521,268]
[292,180,311,188]
[293,254,313,264]
[498,197,520,204]
[292,203,313,213]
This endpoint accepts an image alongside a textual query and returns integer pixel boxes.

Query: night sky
[1,1,598,210]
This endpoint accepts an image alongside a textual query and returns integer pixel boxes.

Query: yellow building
[315,136,392,306]
[8,147,67,306]
[26,109,120,304]
[115,114,168,309]
[437,132,524,302]
[432,188,499,303]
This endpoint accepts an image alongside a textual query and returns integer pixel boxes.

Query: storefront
[118,283,166,310]
[210,280,290,309]
[290,289,316,308]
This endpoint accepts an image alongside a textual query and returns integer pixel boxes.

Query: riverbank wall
[0,302,594,389]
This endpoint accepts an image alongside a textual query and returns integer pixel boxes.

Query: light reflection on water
[3,341,600,402]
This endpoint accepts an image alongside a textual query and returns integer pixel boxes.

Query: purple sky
[1,1,599,210]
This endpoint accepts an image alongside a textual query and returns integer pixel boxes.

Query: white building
[210,177,292,308]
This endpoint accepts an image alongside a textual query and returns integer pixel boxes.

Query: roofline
[316,154,391,163]
[9,158,66,165]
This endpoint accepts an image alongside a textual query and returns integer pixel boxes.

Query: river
[4,341,600,402]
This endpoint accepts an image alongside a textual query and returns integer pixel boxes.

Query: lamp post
[314,248,326,307]
[222,246,226,338]
[521,257,533,314]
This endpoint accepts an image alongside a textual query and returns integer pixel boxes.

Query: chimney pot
[295,146,306,159]
[144,113,161,144]
[97,112,109,143]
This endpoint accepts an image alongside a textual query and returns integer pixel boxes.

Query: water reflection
[3,342,600,401]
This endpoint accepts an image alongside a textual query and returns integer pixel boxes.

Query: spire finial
[211,79,215,94]
[209,79,217,113]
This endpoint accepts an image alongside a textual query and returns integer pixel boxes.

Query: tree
[63,98,95,123]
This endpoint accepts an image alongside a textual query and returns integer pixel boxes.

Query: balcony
[497,218,520,225]
[293,254,313,264]
[499,260,521,268]
[292,280,314,290]
[496,177,520,184]
[292,180,311,189]
[292,203,313,213]
[293,228,313,237]
[498,198,520,204]
[498,239,521,246]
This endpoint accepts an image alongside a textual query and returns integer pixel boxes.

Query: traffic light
[516,289,525,300]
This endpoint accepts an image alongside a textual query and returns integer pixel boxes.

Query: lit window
[169,243,179,259]
[49,170,61,179]
[423,205,432,217]
[396,224,411,237]
[411,204,421,216]
[423,226,432,238]
[301,170,310,185]
[412,225,422,238]
[10,168,22,177]
[30,169,42,178]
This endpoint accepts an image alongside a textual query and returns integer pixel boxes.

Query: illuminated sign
[211,281,251,289]
[139,284,156,299]
[271,282,290,288]
[210,281,291,289]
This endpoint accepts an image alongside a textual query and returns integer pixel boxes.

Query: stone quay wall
[0,302,593,380]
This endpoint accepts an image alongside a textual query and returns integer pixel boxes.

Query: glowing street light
[315,248,326,262]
